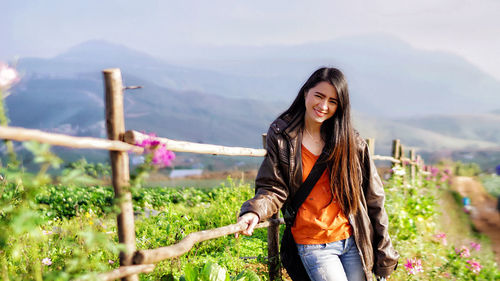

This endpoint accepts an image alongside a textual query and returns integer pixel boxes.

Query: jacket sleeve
[360,141,399,277]
[239,127,289,221]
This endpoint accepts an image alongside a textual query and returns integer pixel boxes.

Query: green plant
[63,159,111,179]
[453,161,482,177]
[479,174,500,197]
[180,261,260,281]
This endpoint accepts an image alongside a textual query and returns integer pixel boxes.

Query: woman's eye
[329,100,337,104]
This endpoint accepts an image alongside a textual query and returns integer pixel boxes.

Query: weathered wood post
[391,139,401,169]
[410,149,416,185]
[263,133,280,281]
[416,155,423,186]
[400,145,407,184]
[104,68,138,281]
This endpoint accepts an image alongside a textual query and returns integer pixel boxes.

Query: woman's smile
[313,107,328,117]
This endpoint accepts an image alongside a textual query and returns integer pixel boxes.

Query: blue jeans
[296,236,366,281]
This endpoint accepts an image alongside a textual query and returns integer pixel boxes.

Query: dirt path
[452,176,500,265]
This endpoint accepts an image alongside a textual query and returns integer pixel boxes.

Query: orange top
[291,145,352,244]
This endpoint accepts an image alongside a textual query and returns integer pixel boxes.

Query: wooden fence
[0,68,428,281]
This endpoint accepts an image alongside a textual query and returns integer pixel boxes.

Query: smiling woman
[236,67,399,281]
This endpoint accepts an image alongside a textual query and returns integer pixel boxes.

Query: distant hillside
[168,34,500,117]
[6,72,282,149]
[18,40,290,106]
[396,114,500,144]
[18,36,500,118]
[6,36,500,167]
[353,113,499,156]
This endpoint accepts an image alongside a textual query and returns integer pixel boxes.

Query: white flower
[393,166,406,176]
[0,62,19,91]
[42,258,52,266]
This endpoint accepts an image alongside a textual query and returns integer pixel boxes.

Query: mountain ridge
[6,36,500,166]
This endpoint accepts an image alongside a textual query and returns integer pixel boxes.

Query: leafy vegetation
[1,141,499,280]
[479,174,500,197]
[385,166,499,280]
[453,161,482,177]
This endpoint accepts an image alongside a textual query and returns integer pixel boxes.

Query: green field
[1,162,500,280]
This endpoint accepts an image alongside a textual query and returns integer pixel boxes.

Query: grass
[1,167,500,280]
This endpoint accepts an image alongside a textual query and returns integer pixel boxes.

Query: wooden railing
[0,68,428,281]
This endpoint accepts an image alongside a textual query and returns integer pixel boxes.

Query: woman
[237,67,399,281]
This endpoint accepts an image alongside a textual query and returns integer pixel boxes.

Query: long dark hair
[280,67,362,215]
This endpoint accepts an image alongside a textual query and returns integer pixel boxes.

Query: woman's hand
[236,212,260,238]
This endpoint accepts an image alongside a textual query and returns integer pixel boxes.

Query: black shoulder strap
[290,150,329,212]
[282,145,331,226]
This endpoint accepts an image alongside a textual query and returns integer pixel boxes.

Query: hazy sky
[2,0,500,79]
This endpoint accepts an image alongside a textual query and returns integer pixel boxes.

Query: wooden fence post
[263,133,280,281]
[104,68,138,281]
[416,155,422,186]
[391,139,400,169]
[400,145,407,184]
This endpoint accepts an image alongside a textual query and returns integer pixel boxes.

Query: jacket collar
[272,113,304,139]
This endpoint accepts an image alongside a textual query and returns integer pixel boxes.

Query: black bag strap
[291,149,329,211]
[283,147,329,225]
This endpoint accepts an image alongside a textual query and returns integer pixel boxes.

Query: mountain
[6,72,283,148]
[353,113,499,155]
[395,114,500,144]
[168,34,500,117]
[6,36,500,167]
[18,40,292,105]
[18,36,500,118]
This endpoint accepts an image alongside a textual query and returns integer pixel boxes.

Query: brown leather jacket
[240,115,399,280]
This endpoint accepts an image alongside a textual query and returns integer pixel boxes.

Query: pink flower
[151,144,175,167]
[0,62,19,90]
[42,230,53,235]
[440,174,449,182]
[434,233,448,246]
[431,167,440,177]
[42,258,52,266]
[136,133,175,168]
[108,259,115,264]
[465,259,482,274]
[470,242,481,251]
[137,133,161,149]
[404,258,423,275]
[455,246,471,258]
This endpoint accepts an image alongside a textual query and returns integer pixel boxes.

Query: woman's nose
[319,100,329,110]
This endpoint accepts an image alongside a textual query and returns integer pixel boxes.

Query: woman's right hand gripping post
[236,212,259,238]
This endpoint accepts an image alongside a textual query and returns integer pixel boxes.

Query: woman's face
[304,81,339,125]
